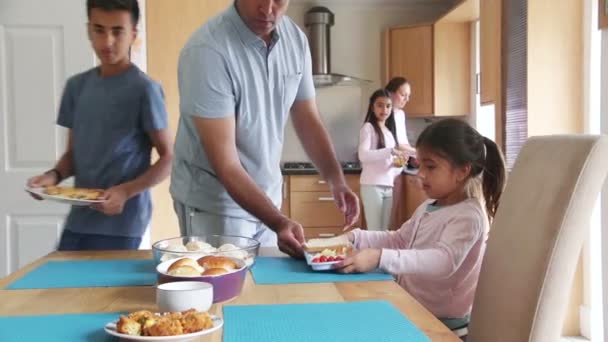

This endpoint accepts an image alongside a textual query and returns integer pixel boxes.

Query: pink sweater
[352,198,489,318]
[358,123,402,187]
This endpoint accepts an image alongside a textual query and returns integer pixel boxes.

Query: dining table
[0,248,460,341]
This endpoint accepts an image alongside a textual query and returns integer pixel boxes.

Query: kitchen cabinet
[480,0,501,105]
[389,173,427,230]
[384,0,478,117]
[288,174,364,239]
[147,0,231,243]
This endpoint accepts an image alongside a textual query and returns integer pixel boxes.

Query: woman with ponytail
[340,118,506,332]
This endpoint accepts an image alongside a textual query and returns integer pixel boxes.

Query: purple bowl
[156,258,247,303]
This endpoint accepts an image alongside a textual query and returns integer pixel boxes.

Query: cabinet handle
[318,233,336,237]
[283,181,287,199]
[318,197,334,202]
[317,180,327,184]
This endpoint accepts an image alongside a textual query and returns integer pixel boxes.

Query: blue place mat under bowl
[224,301,430,342]
[5,259,156,289]
[0,312,120,342]
[250,257,393,284]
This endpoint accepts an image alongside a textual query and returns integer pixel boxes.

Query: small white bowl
[156,281,213,312]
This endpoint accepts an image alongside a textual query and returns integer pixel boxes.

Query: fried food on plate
[43,186,104,200]
[116,309,213,337]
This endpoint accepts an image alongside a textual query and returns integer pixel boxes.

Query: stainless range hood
[304,7,370,88]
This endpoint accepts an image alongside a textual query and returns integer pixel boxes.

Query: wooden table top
[0,249,459,342]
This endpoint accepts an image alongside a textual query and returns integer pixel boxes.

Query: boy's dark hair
[385,76,410,93]
[87,0,140,26]
[416,118,507,219]
[364,89,398,149]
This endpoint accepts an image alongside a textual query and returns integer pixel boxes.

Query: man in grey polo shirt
[170,0,359,257]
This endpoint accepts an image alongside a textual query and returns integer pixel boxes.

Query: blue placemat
[224,301,430,342]
[250,257,393,284]
[0,312,120,342]
[5,259,156,289]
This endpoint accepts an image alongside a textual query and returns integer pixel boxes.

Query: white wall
[282,2,450,162]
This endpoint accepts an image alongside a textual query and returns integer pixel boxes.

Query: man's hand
[26,173,59,200]
[275,217,306,258]
[330,182,360,231]
[337,248,382,274]
[91,185,131,216]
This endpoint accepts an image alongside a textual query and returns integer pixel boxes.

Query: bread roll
[197,256,237,270]
[167,265,201,277]
[185,240,212,252]
[167,258,201,273]
[201,268,229,276]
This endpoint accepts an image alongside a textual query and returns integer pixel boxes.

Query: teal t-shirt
[57,65,168,237]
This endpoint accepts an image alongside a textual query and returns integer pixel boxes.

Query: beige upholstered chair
[467,135,608,342]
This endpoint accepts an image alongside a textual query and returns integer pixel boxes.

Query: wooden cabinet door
[386,25,434,117]
[290,192,349,228]
[147,0,231,243]
[480,0,501,104]
[403,175,427,221]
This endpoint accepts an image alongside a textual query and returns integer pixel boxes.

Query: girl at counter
[385,77,416,155]
[343,118,506,334]
[358,89,409,231]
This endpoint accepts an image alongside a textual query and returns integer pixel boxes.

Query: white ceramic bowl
[156,281,213,312]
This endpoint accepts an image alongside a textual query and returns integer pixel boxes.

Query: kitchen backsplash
[281,1,451,163]
[281,86,439,162]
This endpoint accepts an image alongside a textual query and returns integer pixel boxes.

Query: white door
[0,0,96,276]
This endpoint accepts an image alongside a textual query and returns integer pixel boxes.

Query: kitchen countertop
[281,167,362,175]
[282,167,418,176]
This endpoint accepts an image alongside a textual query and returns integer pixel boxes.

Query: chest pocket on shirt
[282,73,302,111]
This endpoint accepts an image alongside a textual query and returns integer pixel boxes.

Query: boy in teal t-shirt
[27,0,172,250]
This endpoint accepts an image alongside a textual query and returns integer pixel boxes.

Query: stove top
[282,161,361,170]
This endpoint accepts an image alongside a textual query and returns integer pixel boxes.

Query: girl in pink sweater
[358,89,410,231]
[341,118,506,329]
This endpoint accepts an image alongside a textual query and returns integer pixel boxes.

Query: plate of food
[303,235,352,271]
[25,186,106,206]
[104,309,223,342]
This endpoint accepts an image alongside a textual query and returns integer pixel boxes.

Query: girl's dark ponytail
[416,118,506,219]
[481,136,506,218]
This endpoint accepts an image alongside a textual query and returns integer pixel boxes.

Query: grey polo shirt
[170,4,315,220]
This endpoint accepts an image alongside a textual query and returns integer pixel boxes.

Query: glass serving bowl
[152,235,260,268]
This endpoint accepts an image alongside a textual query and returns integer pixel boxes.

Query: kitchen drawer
[290,191,350,228]
[303,227,343,239]
[290,174,360,192]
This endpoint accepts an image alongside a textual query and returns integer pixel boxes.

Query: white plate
[104,314,223,341]
[25,187,105,206]
[304,251,342,271]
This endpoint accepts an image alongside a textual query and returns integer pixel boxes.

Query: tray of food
[303,235,352,271]
[104,309,222,341]
[25,186,105,206]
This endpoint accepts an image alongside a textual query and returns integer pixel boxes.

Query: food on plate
[201,268,229,276]
[197,255,237,271]
[167,258,203,273]
[310,248,347,263]
[407,156,420,169]
[393,154,407,167]
[167,265,201,277]
[43,186,104,200]
[116,309,213,337]
[304,235,351,254]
